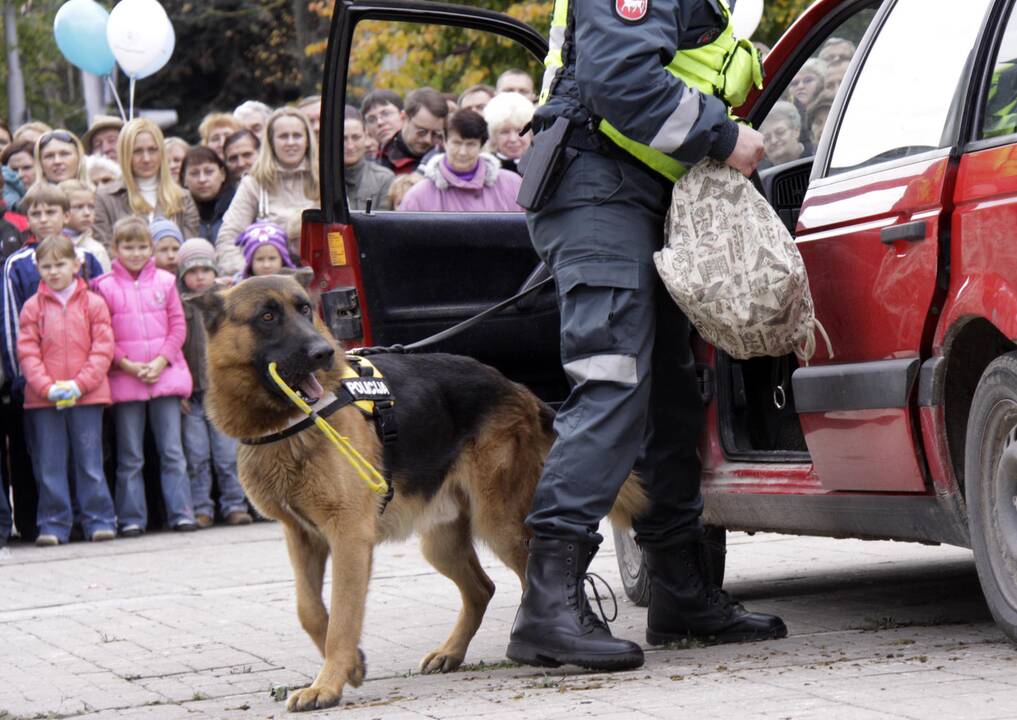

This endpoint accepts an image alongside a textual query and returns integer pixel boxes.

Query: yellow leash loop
[267,362,390,498]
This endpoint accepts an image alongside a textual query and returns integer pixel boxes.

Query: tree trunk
[289,0,318,95]
[4,0,28,126]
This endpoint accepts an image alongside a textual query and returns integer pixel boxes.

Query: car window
[981,4,1017,139]
[344,21,542,214]
[758,6,877,170]
[828,0,992,175]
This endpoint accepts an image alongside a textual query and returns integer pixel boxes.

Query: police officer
[507,0,787,670]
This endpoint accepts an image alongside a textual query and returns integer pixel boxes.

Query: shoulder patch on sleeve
[614,0,649,24]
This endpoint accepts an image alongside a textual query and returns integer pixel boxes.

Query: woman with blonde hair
[93,118,199,250]
[482,91,534,175]
[198,112,241,160]
[164,137,190,186]
[216,107,318,273]
[33,129,90,185]
[12,121,52,145]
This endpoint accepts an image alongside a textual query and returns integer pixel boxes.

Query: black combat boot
[644,542,787,645]
[507,537,644,670]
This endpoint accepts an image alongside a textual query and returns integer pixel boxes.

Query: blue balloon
[53,0,116,77]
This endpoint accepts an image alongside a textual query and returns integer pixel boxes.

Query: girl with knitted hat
[150,218,183,275]
[235,221,294,278]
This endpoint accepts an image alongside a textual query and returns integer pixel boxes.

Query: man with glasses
[378,87,448,175]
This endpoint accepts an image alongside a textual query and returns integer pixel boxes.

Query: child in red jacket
[17,235,116,545]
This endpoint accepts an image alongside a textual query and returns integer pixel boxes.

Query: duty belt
[566,124,675,191]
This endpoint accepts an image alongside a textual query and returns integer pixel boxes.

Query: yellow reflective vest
[540,0,763,181]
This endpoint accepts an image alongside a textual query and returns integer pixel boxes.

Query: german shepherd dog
[198,273,646,712]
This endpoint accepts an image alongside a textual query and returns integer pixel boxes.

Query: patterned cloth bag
[653,159,831,361]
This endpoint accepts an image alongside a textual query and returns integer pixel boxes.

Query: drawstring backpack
[653,159,832,362]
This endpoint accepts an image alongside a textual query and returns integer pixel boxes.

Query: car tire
[966,351,1017,642]
[613,525,651,607]
[612,524,727,607]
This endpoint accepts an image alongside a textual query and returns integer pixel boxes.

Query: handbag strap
[258,185,270,221]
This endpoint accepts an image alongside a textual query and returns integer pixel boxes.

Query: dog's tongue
[299,374,324,404]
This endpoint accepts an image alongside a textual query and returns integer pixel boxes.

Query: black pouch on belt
[516,116,574,212]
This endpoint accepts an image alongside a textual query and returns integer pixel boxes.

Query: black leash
[352,275,554,356]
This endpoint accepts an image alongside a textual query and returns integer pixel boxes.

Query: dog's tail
[608,473,649,530]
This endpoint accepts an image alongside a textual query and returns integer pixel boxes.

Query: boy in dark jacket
[177,238,251,528]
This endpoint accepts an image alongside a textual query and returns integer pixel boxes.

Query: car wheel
[966,351,1017,642]
[612,524,728,607]
[613,525,650,607]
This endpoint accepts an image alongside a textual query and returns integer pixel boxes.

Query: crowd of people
[758,36,857,167]
[0,68,540,549]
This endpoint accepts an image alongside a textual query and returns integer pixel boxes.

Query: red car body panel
[942,146,1017,351]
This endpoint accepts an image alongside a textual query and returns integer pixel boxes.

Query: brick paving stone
[2,525,1016,719]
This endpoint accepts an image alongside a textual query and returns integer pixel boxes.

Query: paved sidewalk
[1,524,1015,720]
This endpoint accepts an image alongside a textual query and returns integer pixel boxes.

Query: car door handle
[880,220,927,245]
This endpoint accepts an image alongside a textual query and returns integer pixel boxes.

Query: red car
[305,0,1017,641]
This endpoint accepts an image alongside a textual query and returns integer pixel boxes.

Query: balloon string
[106,75,127,124]
[129,76,135,122]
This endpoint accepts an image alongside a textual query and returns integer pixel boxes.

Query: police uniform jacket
[537,0,740,167]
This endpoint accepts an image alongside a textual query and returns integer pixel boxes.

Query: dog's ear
[284,266,314,290]
[193,287,227,335]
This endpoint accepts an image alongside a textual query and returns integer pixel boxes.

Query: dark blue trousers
[525,149,706,549]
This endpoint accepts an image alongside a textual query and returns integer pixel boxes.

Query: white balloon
[136,20,175,79]
[731,0,764,39]
[106,0,173,77]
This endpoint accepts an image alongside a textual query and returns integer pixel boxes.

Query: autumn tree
[306,0,813,104]
[308,0,551,105]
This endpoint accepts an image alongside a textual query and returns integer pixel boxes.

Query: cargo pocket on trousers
[556,259,641,386]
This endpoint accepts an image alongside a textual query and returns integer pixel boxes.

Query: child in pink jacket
[91,216,196,536]
[17,235,117,545]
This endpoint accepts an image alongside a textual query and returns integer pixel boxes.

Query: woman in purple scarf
[397,110,523,213]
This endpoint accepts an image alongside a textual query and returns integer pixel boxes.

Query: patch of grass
[659,636,711,650]
[190,692,209,702]
[456,660,518,672]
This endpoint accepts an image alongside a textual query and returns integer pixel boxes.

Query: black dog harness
[240,356,399,506]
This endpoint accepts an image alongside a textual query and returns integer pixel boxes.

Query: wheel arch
[942,316,1017,494]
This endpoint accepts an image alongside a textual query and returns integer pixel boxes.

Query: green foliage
[756,0,814,47]
[1,0,86,131]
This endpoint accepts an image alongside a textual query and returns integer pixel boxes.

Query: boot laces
[569,571,619,629]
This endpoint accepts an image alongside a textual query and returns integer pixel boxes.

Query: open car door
[305,1,567,402]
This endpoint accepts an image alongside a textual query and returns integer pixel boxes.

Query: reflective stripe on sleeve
[563,354,638,386]
[649,87,702,155]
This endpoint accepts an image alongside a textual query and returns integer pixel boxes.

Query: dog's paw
[286,684,342,712]
[349,648,367,687]
[419,649,465,674]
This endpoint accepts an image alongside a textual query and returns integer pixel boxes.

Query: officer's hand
[726,124,766,177]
